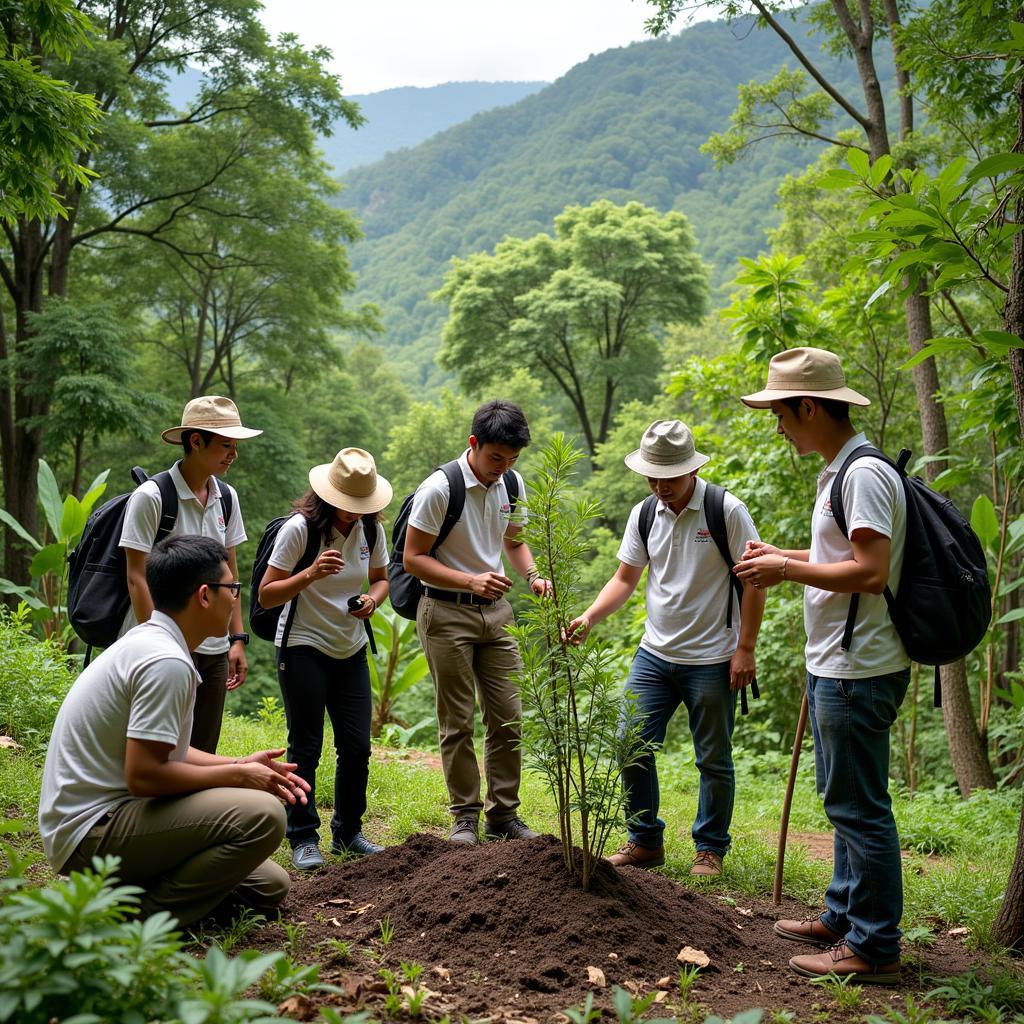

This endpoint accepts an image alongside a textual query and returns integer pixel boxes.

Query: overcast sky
[258,0,715,95]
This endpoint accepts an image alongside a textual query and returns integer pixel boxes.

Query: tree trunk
[939,659,997,796]
[992,796,1024,952]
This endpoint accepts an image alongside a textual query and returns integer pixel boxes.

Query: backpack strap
[637,494,658,558]
[433,461,467,555]
[503,469,520,515]
[278,518,322,670]
[360,514,379,656]
[152,471,179,544]
[219,483,234,538]
[704,483,759,715]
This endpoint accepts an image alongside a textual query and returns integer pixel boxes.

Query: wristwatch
[229,632,249,646]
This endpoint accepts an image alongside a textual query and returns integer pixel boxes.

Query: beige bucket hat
[309,448,393,514]
[624,420,711,479]
[162,396,263,444]
[741,347,871,408]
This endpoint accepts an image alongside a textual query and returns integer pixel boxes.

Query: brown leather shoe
[774,916,845,948]
[789,943,900,985]
[607,841,665,869]
[690,851,723,876]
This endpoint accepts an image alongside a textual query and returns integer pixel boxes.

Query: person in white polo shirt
[735,347,908,985]
[259,448,392,871]
[567,420,765,876]
[39,535,308,926]
[404,400,549,846]
[120,396,260,753]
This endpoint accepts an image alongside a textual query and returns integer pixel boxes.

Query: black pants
[277,644,372,848]
[191,650,228,754]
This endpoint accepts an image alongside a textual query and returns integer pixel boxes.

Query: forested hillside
[323,82,548,173]
[339,13,893,386]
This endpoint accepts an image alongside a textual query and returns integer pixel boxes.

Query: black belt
[424,586,496,607]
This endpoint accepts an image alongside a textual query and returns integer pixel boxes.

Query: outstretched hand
[238,748,311,805]
[564,615,591,646]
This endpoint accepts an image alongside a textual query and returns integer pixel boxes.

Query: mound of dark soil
[261,833,979,1020]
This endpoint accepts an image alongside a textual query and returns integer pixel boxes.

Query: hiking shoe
[775,916,845,948]
[484,816,539,841]
[448,815,480,846]
[789,943,900,985]
[291,842,325,871]
[607,841,665,869]
[690,850,723,877]
[331,832,385,857]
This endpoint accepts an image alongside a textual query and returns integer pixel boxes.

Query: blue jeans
[620,648,736,854]
[807,668,910,964]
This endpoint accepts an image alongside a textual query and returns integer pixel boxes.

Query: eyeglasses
[207,581,242,599]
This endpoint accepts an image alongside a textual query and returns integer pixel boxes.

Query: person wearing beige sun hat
[120,395,262,755]
[258,448,392,870]
[734,347,909,985]
[566,419,765,878]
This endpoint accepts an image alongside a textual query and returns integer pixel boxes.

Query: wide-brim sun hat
[624,420,711,479]
[309,447,393,514]
[741,347,871,408]
[162,395,263,444]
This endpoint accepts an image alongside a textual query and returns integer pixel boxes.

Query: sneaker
[448,815,480,846]
[774,916,845,948]
[607,841,665,869]
[291,841,325,871]
[690,850,723,877]
[331,832,385,857]
[484,816,539,841]
[789,942,900,985]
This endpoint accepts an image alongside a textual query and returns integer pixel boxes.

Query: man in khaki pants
[39,536,309,925]
[404,400,549,845]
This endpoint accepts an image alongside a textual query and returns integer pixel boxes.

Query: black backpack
[67,466,224,658]
[637,483,759,714]
[248,513,379,668]
[830,445,991,705]
[388,461,520,620]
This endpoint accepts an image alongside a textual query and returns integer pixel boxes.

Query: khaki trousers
[64,788,289,926]
[416,595,522,821]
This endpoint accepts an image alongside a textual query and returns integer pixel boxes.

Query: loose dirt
[252,832,982,1021]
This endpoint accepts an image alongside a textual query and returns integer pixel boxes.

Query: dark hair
[147,536,228,612]
[781,395,851,423]
[471,400,531,449]
[181,428,215,457]
[292,489,377,546]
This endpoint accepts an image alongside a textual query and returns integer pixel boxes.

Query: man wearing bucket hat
[120,396,261,753]
[566,420,765,877]
[736,347,908,984]
[259,448,392,870]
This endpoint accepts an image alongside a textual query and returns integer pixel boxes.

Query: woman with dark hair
[259,448,392,870]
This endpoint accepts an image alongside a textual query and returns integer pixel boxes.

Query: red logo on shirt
[217,515,226,530]
[695,528,711,543]
[821,498,835,518]
[360,545,370,559]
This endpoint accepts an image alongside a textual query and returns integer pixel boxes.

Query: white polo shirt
[617,477,760,665]
[268,514,389,658]
[408,450,525,591]
[39,612,197,872]
[119,462,246,655]
[804,432,909,679]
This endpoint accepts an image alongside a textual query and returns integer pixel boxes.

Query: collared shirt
[407,449,526,591]
[268,513,389,658]
[119,461,246,655]
[617,477,760,664]
[38,611,198,872]
[804,432,909,678]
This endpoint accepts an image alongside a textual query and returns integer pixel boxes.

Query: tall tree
[437,199,708,463]
[645,0,994,793]
[0,0,360,585]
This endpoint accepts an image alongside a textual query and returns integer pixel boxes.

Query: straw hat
[624,420,710,479]
[162,396,263,444]
[309,448,393,514]
[741,347,870,408]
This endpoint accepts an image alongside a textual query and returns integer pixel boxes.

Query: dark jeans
[807,667,910,964]
[278,644,372,848]
[620,648,736,854]
[190,650,228,754]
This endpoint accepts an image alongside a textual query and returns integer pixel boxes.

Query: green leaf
[974,330,1024,353]
[0,508,41,550]
[847,149,870,179]
[868,154,892,187]
[864,279,891,309]
[966,152,1024,183]
[29,542,66,579]
[995,607,1024,626]
[60,495,88,545]
[818,169,861,190]
[37,460,64,540]
[971,495,999,548]
[901,338,973,370]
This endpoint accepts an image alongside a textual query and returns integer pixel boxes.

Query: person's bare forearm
[737,582,765,650]
[503,538,538,581]
[583,575,637,628]
[784,557,888,594]
[404,551,474,589]
[126,571,154,623]
[128,758,243,798]
[260,570,315,608]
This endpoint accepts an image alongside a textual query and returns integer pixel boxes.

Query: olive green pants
[64,788,289,925]
[416,595,522,822]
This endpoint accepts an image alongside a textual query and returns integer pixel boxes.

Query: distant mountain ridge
[337,14,894,387]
